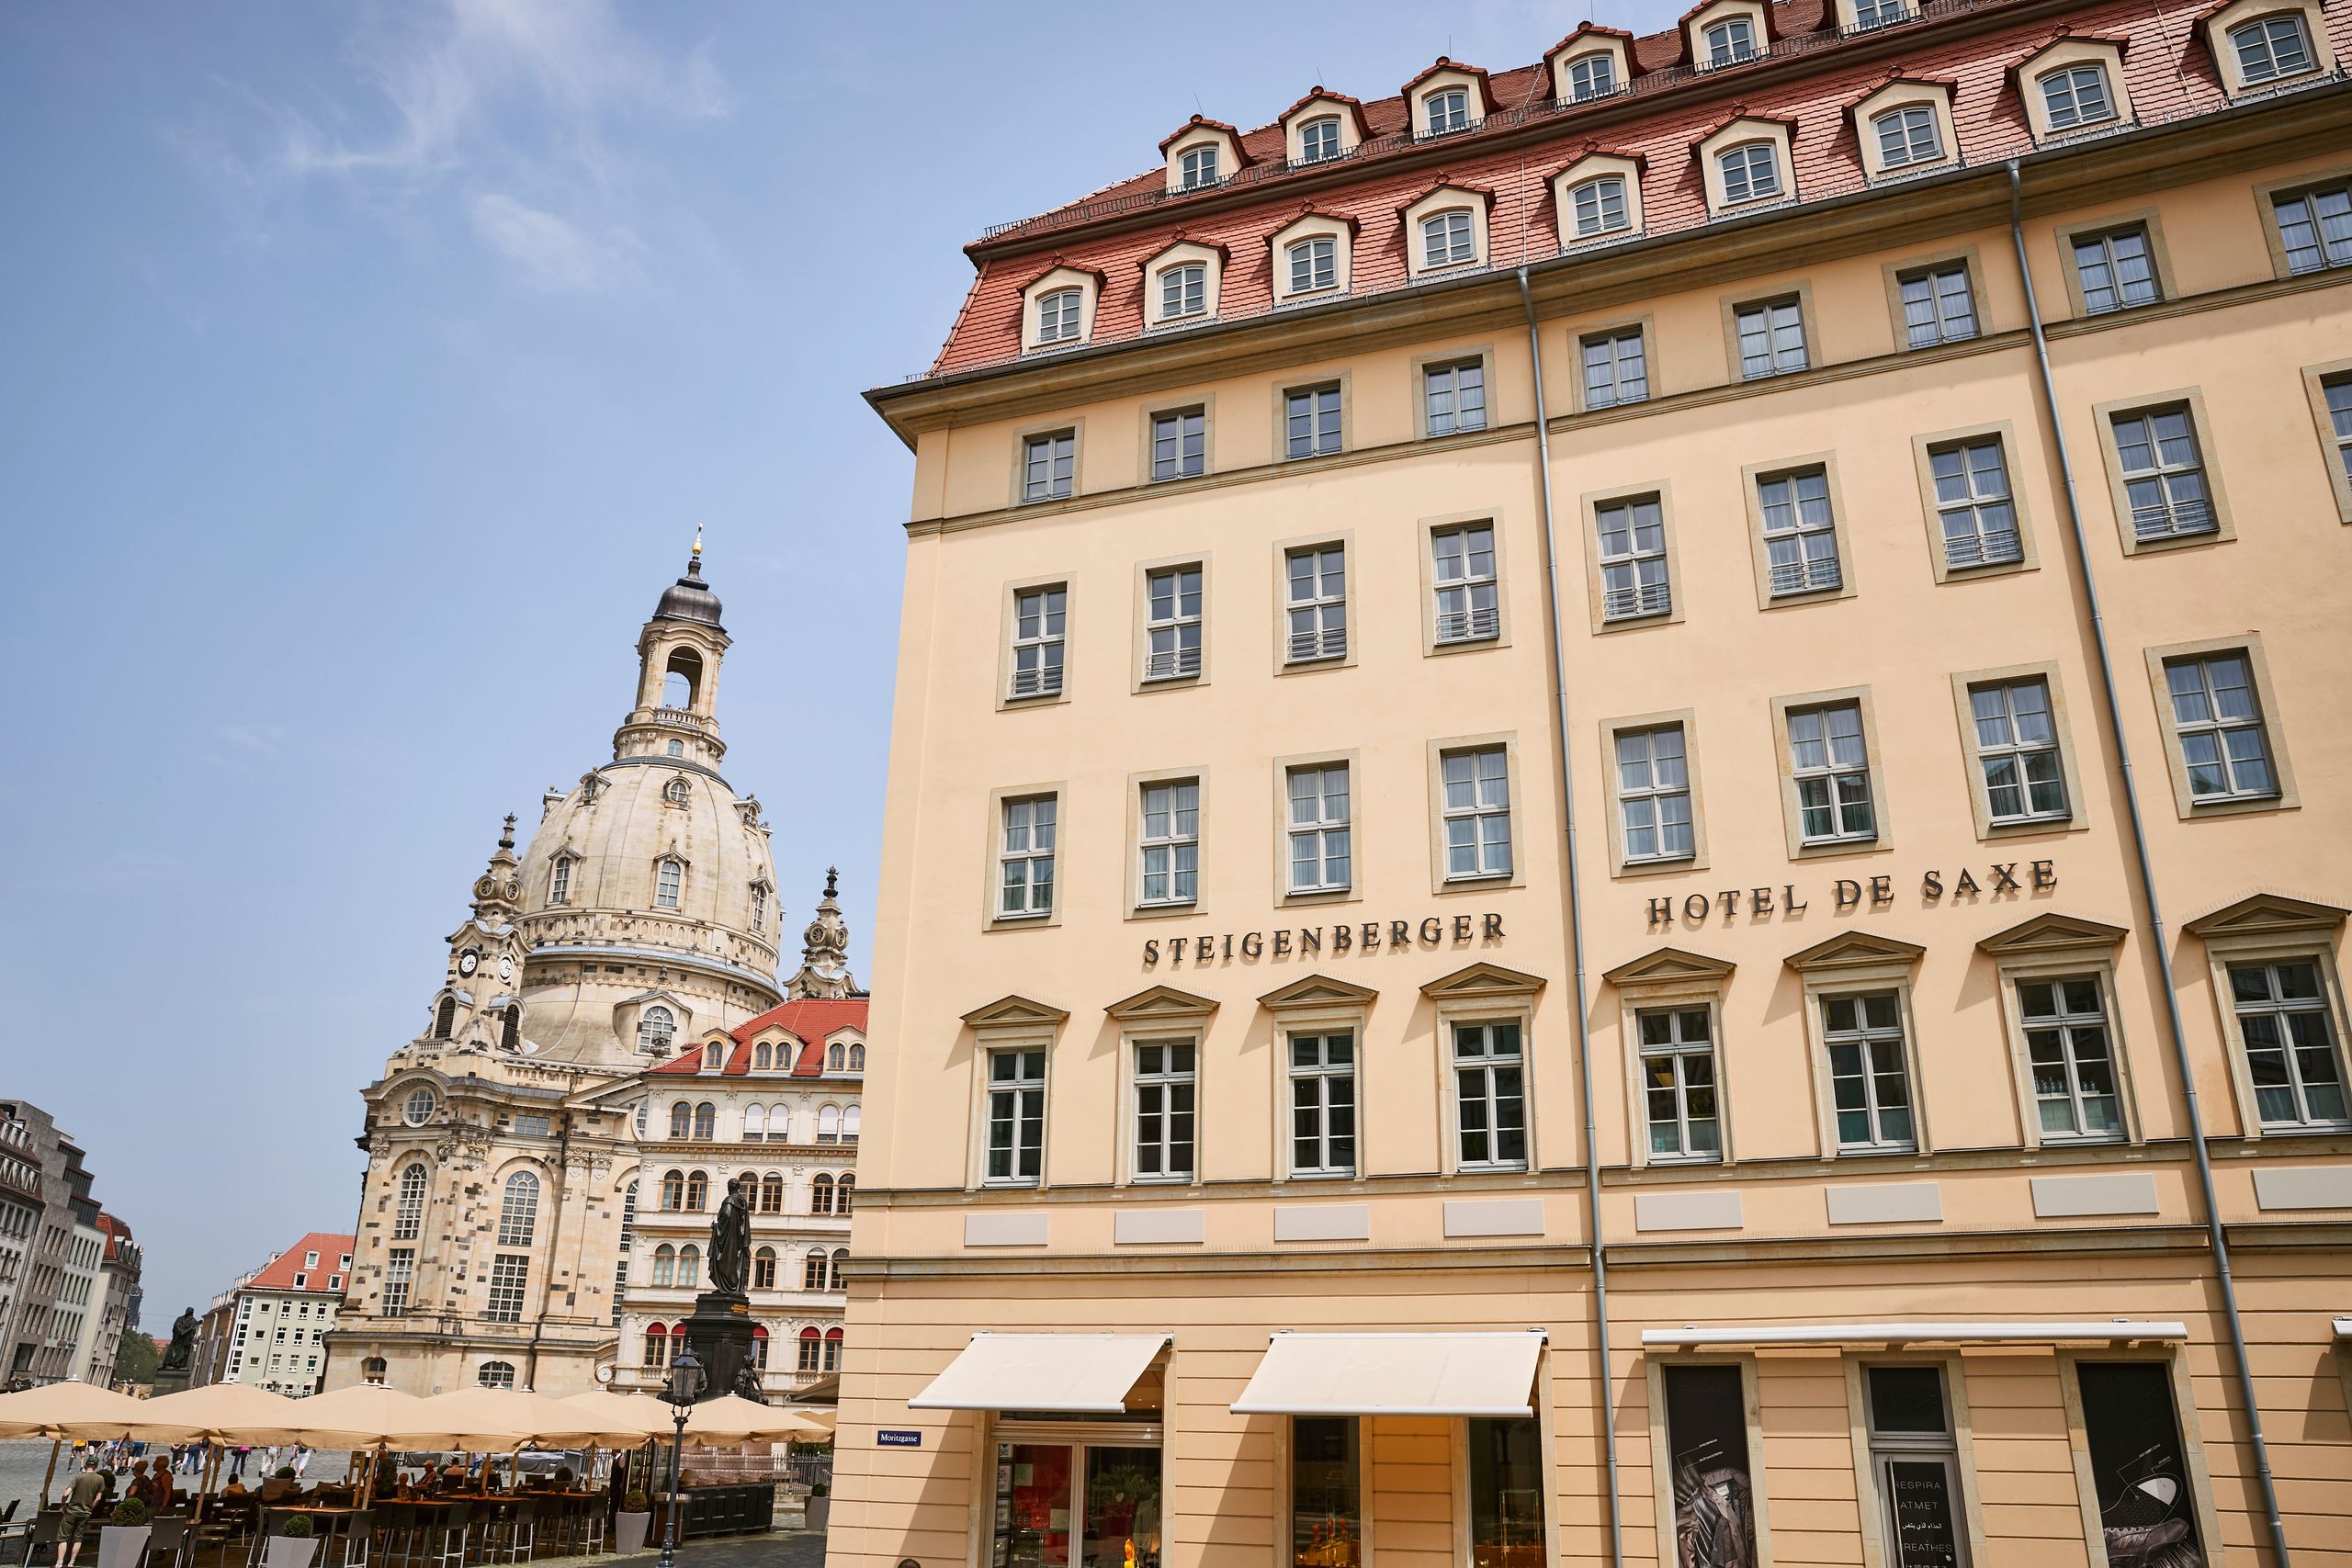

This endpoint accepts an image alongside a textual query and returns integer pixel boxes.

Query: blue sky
[0,0,1681,1337]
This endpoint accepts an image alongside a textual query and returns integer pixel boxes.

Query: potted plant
[96,1496,151,1568]
[804,1480,831,1534]
[264,1511,319,1568]
[615,1489,651,1554]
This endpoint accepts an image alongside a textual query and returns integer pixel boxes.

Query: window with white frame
[2164,653,2278,800]
[1289,236,1338,294]
[1595,493,1671,620]
[749,883,766,933]
[2272,181,2352,272]
[1717,141,1781,203]
[1570,175,1630,237]
[2324,376,2352,482]
[639,1006,674,1055]
[2072,227,2160,312]
[1638,1007,1721,1160]
[2110,406,2216,541]
[1035,288,1081,344]
[1929,437,2022,568]
[1968,678,2068,823]
[1287,764,1351,893]
[1424,86,1471,134]
[1179,145,1220,188]
[1143,566,1203,681]
[2230,13,2315,82]
[497,1171,538,1247]
[1789,702,1876,843]
[1150,409,1205,481]
[2018,976,2123,1139]
[1566,52,1617,99]
[1823,992,1916,1150]
[1285,545,1348,662]
[1852,0,1910,28]
[2229,961,2347,1129]
[1441,747,1513,880]
[1159,263,1206,321]
[1422,209,1476,268]
[1132,1042,1197,1180]
[1703,17,1758,63]
[548,857,572,906]
[1431,524,1499,644]
[654,858,684,909]
[393,1163,427,1241]
[999,795,1057,918]
[1138,779,1200,905]
[1299,116,1341,164]
[484,1255,528,1322]
[985,1048,1047,1184]
[1862,1366,1968,1568]
[1735,296,1807,378]
[1453,1021,1528,1169]
[1581,327,1648,408]
[1424,358,1487,434]
[2041,63,2116,132]
[1285,385,1342,458]
[1615,725,1694,863]
[1009,585,1066,698]
[1872,105,1942,167]
[1757,467,1842,596]
[1022,431,1076,503]
[381,1248,413,1315]
[1288,1032,1358,1176]
[1897,261,1977,346]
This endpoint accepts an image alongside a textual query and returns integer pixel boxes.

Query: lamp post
[658,1346,704,1568]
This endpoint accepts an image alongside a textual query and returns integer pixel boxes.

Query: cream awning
[909,1333,1170,1413]
[2333,1317,2351,1340]
[1641,1321,2189,1349]
[1230,1331,1546,1417]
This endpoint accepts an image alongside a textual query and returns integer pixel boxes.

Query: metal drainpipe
[1518,266,1625,1568]
[2004,161,2292,1568]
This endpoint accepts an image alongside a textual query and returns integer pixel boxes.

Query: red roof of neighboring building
[647,997,870,1078]
[95,1212,130,1263]
[918,0,2260,378]
[246,1233,356,1294]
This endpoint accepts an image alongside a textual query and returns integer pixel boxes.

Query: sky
[0,0,1684,1338]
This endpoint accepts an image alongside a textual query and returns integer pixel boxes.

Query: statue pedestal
[681,1292,763,1404]
[150,1365,193,1397]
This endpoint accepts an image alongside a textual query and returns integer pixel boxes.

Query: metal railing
[1286,626,1348,662]
[1008,665,1064,698]
[1143,646,1204,681]
[2131,497,2218,539]
[1944,529,2023,568]
[1434,605,1501,643]
[1602,581,1674,620]
[1769,557,1844,595]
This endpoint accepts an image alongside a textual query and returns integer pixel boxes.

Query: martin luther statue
[161,1308,198,1371]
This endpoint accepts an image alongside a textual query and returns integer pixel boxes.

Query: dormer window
[1424,86,1471,135]
[1703,17,1758,64]
[662,777,690,807]
[1719,141,1781,203]
[548,858,571,906]
[1570,176,1631,237]
[1566,53,1616,100]
[655,858,684,908]
[1299,117,1341,164]
[1422,210,1476,268]
[1874,106,1941,166]
[639,1005,675,1054]
[1290,237,1337,293]
[1036,288,1080,344]
[2231,13,2314,81]
[2041,63,2114,129]
[1850,0,1911,28]
[1160,263,1206,319]
[1179,145,1219,189]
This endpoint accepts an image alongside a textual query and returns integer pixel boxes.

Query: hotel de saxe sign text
[1644,858,2059,931]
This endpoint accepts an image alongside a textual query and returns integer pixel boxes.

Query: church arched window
[817,1105,842,1144]
[640,1007,675,1055]
[663,778,690,807]
[651,1245,675,1286]
[823,1325,844,1372]
[684,1170,709,1211]
[843,1106,861,1142]
[361,1357,388,1386]
[634,1100,648,1137]
[752,1247,777,1291]
[811,1175,834,1216]
[497,1171,539,1247]
[797,1326,822,1372]
[830,1249,848,1292]
[692,1102,716,1141]
[667,739,684,758]
[619,1180,638,1252]
[669,1101,692,1140]
[827,1043,845,1071]
[750,885,767,933]
[802,1249,829,1291]
[654,859,684,908]
[393,1164,428,1241]
[660,1169,684,1211]
[499,1007,522,1052]
[848,1043,865,1072]
[758,1172,784,1213]
[478,1360,515,1389]
[837,1174,855,1216]
[744,1104,765,1140]
[434,997,457,1039]
[677,1244,701,1289]
[548,857,572,906]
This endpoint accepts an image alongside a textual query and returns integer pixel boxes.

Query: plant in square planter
[96,1496,152,1568]
[264,1511,319,1568]
[615,1490,651,1554]
[804,1481,831,1533]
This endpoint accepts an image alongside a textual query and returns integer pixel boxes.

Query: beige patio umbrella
[281,1384,435,1505]
[680,1395,826,1442]
[388,1387,640,1449]
[0,1382,162,1506]
[787,1407,838,1436]
[136,1383,335,1446]
[554,1390,673,1439]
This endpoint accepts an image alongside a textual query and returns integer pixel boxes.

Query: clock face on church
[458,950,479,976]
[498,955,514,982]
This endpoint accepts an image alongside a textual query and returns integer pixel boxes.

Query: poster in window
[2076,1362,2202,1568]
[1883,1458,1960,1568]
[1664,1364,1757,1568]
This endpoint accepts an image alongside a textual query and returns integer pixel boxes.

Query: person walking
[58,1459,106,1568]
[291,1445,311,1478]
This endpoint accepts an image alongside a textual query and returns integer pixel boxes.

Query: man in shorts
[59,1458,106,1567]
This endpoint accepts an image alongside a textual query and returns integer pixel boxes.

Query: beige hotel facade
[837,3,2352,1568]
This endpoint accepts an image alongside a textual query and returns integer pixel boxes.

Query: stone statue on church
[161,1308,198,1371]
[707,1176,752,1297]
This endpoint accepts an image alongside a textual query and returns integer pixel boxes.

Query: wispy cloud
[469,192,637,293]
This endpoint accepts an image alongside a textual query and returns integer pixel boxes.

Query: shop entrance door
[991,1427,1163,1568]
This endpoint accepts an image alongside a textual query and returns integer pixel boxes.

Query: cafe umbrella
[270,1384,434,1505]
[0,1382,163,1506]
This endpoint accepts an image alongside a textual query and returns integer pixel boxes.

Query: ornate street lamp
[658,1346,704,1568]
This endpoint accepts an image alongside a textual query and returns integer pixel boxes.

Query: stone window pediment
[1258,973,1380,1014]
[1420,961,1547,1002]
[1975,912,2131,957]
[1602,946,1736,991]
[1105,985,1220,1024]
[1783,931,1928,974]
[960,994,1070,1049]
[2181,891,2349,940]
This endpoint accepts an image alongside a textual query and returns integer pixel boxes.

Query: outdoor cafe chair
[16,1512,60,1568]
[140,1517,188,1568]
[416,1501,470,1568]
[368,1504,417,1568]
[573,1495,604,1558]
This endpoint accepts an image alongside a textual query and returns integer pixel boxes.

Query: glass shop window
[2075,1362,2203,1568]
[1865,1365,1970,1568]
[1467,1416,1547,1568]
[1291,1417,1361,1568]
[991,1436,1162,1568]
[1662,1364,1757,1568]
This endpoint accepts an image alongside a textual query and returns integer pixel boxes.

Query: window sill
[2256,1122,2352,1136]
[1834,1145,1920,1158]
[1794,835,1883,857]
[1281,653,1349,671]
[1455,1163,1532,1176]
[1983,812,2077,840]
[1642,1154,1724,1168]
[1130,900,1200,920]
[1426,421,1491,439]
[990,911,1055,929]
[1620,853,1700,877]
[2120,525,2227,556]
[1430,634,1503,654]
[1442,872,1514,887]
[1281,886,1358,909]
[2185,790,2290,818]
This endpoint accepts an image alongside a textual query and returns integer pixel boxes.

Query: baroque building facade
[325,548,860,1397]
[838,4,2352,1568]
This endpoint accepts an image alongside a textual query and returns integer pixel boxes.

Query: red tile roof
[645,997,870,1078]
[246,1233,356,1294]
[920,0,2272,378]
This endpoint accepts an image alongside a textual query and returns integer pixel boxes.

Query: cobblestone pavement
[659,1533,826,1568]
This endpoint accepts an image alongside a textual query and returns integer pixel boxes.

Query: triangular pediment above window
[1105,985,1220,1021]
[959,994,1072,1029]
[2180,892,2350,939]
[1257,973,1380,1012]
[1783,931,1928,973]
[1420,962,1547,1001]
[1602,946,1736,987]
[1975,912,2131,956]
